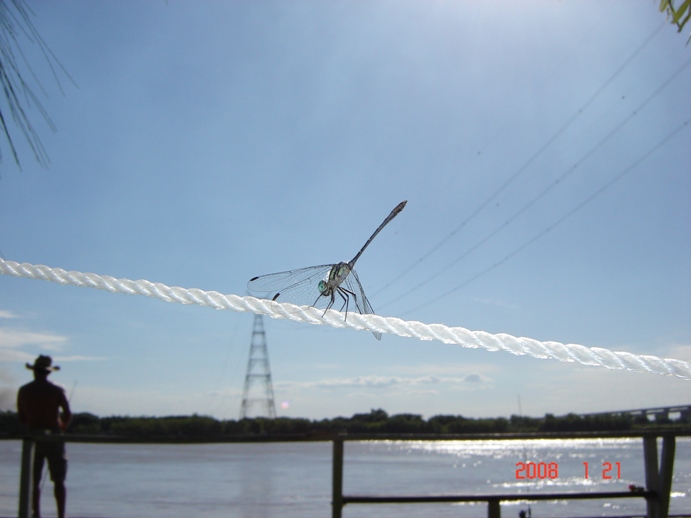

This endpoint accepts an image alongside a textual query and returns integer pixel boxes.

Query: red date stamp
[583,461,621,479]
[515,461,559,479]
[515,461,622,480]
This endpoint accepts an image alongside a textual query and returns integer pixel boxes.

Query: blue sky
[1,1,689,420]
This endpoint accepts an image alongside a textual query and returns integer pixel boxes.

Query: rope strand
[1,258,689,380]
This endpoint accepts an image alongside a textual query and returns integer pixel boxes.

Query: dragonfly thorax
[319,262,351,295]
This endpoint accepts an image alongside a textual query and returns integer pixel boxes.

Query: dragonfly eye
[318,280,328,295]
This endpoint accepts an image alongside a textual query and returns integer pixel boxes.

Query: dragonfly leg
[337,287,357,321]
[336,288,348,314]
[321,291,336,316]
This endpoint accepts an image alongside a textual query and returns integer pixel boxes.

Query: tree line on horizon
[0,408,687,439]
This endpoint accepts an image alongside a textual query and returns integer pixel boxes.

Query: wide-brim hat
[26,355,60,372]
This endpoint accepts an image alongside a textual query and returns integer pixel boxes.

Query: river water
[0,437,689,517]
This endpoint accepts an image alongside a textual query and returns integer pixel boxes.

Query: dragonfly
[247,200,407,340]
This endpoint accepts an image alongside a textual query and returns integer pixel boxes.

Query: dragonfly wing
[247,264,334,308]
[344,270,382,340]
[247,264,332,291]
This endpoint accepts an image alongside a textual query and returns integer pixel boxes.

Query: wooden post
[488,498,501,518]
[643,435,660,518]
[658,435,675,518]
[18,437,34,518]
[332,437,344,518]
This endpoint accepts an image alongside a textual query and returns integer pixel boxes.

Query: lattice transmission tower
[239,314,276,419]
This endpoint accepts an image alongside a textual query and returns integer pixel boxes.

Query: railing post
[332,436,344,518]
[658,435,675,518]
[18,437,34,518]
[488,497,501,518]
[643,435,660,518]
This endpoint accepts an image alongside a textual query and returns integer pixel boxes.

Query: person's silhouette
[17,355,72,518]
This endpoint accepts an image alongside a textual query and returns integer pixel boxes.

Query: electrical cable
[398,117,690,315]
[373,21,667,297]
[380,58,691,311]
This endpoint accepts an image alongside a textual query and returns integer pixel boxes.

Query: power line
[399,117,690,316]
[373,21,666,298]
[379,57,691,310]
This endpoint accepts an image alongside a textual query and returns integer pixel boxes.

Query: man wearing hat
[17,355,72,518]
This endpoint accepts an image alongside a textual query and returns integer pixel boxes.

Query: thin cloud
[0,328,68,349]
[0,348,37,363]
[0,310,19,319]
[0,325,71,367]
[55,355,109,363]
[472,297,520,310]
[207,387,243,397]
[276,374,492,391]
[665,343,691,362]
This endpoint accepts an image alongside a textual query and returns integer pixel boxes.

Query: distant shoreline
[2,408,689,443]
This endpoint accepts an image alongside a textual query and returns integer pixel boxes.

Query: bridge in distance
[573,404,690,422]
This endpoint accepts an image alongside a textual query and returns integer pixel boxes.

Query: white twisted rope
[2,258,689,380]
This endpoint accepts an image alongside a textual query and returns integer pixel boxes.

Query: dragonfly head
[318,280,330,295]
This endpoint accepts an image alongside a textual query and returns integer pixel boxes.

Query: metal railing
[331,430,684,518]
[15,429,686,518]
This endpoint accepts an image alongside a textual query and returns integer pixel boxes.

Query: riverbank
[2,408,689,442]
